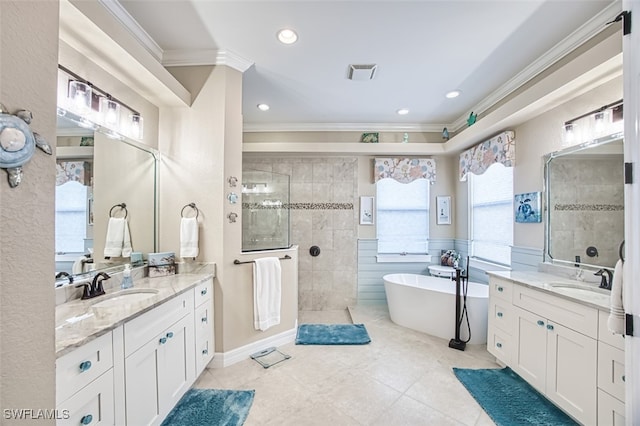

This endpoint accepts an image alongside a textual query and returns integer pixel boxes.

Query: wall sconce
[68,81,92,114]
[100,97,121,128]
[129,114,144,139]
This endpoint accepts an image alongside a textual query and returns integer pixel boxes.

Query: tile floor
[194,305,500,425]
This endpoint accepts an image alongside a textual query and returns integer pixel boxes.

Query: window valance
[374,158,436,183]
[459,131,515,181]
[56,161,92,186]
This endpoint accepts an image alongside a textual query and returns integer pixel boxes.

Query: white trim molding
[162,49,255,73]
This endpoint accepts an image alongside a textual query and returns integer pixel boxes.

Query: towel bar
[234,255,291,265]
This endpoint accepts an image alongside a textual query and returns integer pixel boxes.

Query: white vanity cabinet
[56,332,115,425]
[194,279,214,375]
[597,310,626,425]
[486,275,621,425]
[124,289,195,426]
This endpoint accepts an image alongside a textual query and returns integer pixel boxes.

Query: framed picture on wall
[360,196,374,225]
[515,192,542,223]
[436,196,451,225]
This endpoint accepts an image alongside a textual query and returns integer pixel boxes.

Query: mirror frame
[543,131,624,270]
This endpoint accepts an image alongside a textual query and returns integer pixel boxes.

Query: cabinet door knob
[546,324,554,331]
[497,286,504,292]
[622,375,626,382]
[201,288,207,296]
[497,312,503,318]
[201,317,208,323]
[79,361,92,372]
[496,342,502,348]
[80,414,93,425]
[202,349,208,355]
[159,337,167,344]
[537,320,545,326]
[166,332,174,339]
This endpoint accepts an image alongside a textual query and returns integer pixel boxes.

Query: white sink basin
[548,283,610,297]
[92,288,159,310]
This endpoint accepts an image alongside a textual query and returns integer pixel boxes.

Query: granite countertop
[55,273,213,358]
[486,270,612,311]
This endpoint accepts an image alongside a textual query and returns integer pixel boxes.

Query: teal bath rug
[161,388,255,426]
[295,323,371,345]
[453,367,578,426]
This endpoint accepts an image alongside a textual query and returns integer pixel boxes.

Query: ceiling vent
[348,64,377,81]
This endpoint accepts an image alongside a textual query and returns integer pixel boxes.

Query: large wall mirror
[55,107,158,286]
[544,133,624,270]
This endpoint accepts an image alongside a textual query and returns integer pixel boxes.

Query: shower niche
[241,169,291,252]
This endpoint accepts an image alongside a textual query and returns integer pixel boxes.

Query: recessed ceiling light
[445,90,461,99]
[397,108,409,115]
[257,103,270,111]
[277,28,298,45]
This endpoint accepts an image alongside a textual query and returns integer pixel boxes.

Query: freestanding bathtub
[383,273,488,344]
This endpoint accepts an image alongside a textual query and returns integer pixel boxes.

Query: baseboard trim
[209,322,298,368]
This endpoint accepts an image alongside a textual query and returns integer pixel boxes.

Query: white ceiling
[115,0,617,133]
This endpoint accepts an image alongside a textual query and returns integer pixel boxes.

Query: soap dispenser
[121,264,134,289]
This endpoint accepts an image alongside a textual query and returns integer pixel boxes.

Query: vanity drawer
[598,310,625,350]
[489,277,512,303]
[195,302,212,336]
[124,289,194,356]
[194,279,213,307]
[598,342,625,402]
[195,334,214,374]
[512,284,598,338]
[56,332,113,405]
[57,369,114,426]
[488,300,514,335]
[598,389,625,426]
[487,327,512,365]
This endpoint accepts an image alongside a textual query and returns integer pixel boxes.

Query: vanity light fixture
[257,103,270,111]
[563,99,622,145]
[277,28,298,45]
[396,108,409,115]
[59,65,144,140]
[445,90,461,99]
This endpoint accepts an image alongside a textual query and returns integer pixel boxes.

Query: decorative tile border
[554,203,624,211]
[242,202,353,210]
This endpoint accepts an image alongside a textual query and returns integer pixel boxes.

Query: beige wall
[0,1,58,422]
[451,76,623,249]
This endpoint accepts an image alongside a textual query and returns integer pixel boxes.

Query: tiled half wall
[243,156,358,310]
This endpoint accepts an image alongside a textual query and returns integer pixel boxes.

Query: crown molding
[97,0,164,61]
[449,0,622,132]
[243,122,447,133]
[162,49,254,72]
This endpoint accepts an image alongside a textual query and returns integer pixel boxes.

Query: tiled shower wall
[549,157,623,268]
[243,156,358,310]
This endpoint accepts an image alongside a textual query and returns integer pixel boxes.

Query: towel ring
[181,202,199,219]
[619,240,625,263]
[109,203,128,219]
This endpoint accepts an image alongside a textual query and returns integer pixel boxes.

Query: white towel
[608,259,625,335]
[180,217,199,259]
[104,217,133,258]
[253,257,282,331]
[72,256,85,275]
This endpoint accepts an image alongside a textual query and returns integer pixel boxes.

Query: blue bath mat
[453,367,578,425]
[295,323,371,345]
[161,388,255,426]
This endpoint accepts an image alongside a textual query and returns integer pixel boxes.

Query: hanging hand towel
[253,257,282,331]
[72,256,85,275]
[104,217,133,258]
[180,217,199,258]
[608,259,625,335]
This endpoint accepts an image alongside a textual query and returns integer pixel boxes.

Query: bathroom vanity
[487,271,625,426]
[55,273,214,425]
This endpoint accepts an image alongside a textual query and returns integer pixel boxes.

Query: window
[469,163,513,265]
[376,178,429,254]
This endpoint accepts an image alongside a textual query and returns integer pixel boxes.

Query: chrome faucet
[76,272,110,300]
[595,269,613,290]
[55,271,73,287]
